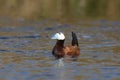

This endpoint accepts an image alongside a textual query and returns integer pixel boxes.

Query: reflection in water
[54,58,64,67]
[0,20,120,80]
[53,65,68,80]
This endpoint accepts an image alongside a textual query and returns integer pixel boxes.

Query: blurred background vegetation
[0,0,120,21]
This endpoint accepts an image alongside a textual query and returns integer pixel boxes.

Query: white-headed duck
[51,32,80,59]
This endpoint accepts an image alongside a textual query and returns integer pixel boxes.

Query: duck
[51,32,80,59]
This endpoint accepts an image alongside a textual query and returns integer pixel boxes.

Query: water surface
[0,20,120,80]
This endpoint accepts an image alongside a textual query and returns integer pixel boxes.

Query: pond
[0,19,120,80]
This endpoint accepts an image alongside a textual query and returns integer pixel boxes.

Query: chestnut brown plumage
[51,32,80,59]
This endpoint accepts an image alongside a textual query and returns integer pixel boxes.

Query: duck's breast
[52,46,65,58]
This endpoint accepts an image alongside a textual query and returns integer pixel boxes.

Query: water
[0,19,120,80]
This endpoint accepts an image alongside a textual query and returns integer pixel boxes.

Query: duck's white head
[51,32,65,40]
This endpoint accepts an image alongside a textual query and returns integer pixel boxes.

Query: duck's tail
[71,32,79,46]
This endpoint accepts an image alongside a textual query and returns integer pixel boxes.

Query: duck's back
[64,46,80,57]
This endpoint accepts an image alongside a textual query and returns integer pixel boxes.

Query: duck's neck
[55,40,65,48]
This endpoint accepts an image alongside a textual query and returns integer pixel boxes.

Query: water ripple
[0,35,41,39]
